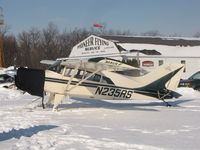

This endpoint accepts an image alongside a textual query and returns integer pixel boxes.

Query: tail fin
[103,63,184,89]
[135,63,184,91]
[133,63,184,99]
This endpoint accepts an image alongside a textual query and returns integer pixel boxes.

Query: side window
[75,70,84,79]
[84,72,92,79]
[64,69,84,79]
[191,72,200,80]
[84,72,101,82]
[181,60,186,72]
[101,76,114,84]
[158,60,164,66]
[64,68,73,77]
[58,66,65,74]
[92,74,101,82]
[48,61,62,73]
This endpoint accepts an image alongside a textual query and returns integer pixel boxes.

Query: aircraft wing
[60,60,138,72]
[40,60,57,65]
[41,56,140,72]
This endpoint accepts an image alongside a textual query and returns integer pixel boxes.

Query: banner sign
[69,35,119,57]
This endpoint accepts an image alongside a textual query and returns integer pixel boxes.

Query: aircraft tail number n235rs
[95,86,133,99]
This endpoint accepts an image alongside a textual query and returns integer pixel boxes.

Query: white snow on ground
[0,87,200,150]
[0,67,15,74]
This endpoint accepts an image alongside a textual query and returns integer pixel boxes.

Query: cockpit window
[75,70,84,79]
[64,68,73,77]
[62,68,114,84]
[48,61,62,72]
[83,71,114,84]
[84,72,101,82]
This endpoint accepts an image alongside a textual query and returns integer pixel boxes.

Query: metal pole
[0,32,4,68]
[0,7,4,68]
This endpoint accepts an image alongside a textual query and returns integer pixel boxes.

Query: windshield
[190,72,200,80]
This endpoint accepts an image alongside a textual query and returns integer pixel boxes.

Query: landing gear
[157,90,172,107]
[52,94,65,111]
[160,98,172,107]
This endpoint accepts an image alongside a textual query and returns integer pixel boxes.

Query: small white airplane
[15,56,184,110]
[14,35,185,110]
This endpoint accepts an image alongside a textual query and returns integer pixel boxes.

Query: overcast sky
[1,0,200,37]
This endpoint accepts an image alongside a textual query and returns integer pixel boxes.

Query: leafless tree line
[2,23,132,69]
[1,23,200,69]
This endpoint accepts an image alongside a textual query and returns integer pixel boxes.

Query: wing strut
[65,63,80,91]
[67,68,102,92]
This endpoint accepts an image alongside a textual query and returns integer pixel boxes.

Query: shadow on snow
[45,98,193,112]
[0,125,58,142]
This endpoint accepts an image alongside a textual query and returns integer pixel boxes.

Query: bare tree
[17,27,42,67]
[3,22,135,69]
[3,34,18,67]
[40,23,60,60]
